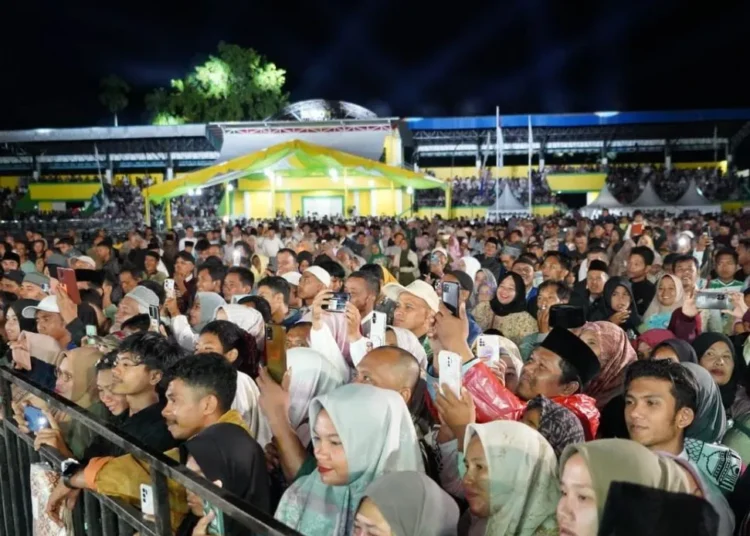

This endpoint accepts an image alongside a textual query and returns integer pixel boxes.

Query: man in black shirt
[627,246,656,316]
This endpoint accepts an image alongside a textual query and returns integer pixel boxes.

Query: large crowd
[2,205,750,536]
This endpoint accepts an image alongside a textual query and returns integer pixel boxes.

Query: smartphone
[264,325,287,384]
[324,292,350,313]
[24,405,49,434]
[362,311,386,349]
[476,335,500,363]
[202,499,226,535]
[442,281,460,317]
[56,267,81,304]
[164,279,176,300]
[232,250,242,267]
[696,291,730,311]
[438,351,462,398]
[140,484,155,516]
[85,325,97,346]
[148,305,160,331]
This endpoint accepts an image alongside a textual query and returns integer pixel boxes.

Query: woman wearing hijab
[521,396,585,459]
[196,320,269,446]
[250,253,270,283]
[693,332,744,413]
[651,338,699,363]
[473,272,538,345]
[639,274,684,331]
[458,421,559,535]
[367,243,388,269]
[274,383,423,536]
[355,472,459,536]
[557,439,694,536]
[634,328,676,360]
[179,422,268,536]
[170,291,225,351]
[578,321,637,408]
[588,277,642,338]
[683,362,727,444]
[215,303,266,352]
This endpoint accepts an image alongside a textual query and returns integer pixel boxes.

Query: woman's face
[497,277,517,305]
[475,271,486,286]
[354,497,393,536]
[313,409,349,486]
[5,309,20,342]
[557,453,598,536]
[657,277,677,306]
[610,286,631,312]
[462,435,491,518]
[97,369,128,416]
[299,259,311,272]
[652,345,680,363]
[35,258,45,273]
[54,356,75,399]
[500,355,519,393]
[189,299,202,326]
[699,341,734,386]
[477,284,492,303]
[579,329,601,358]
[196,332,224,355]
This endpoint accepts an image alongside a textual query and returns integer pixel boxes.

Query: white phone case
[369,312,386,348]
[477,335,500,363]
[438,351,462,398]
[140,484,155,516]
[164,279,176,300]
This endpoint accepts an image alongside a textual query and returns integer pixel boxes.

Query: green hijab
[274,384,423,536]
[560,439,692,521]
[464,421,559,536]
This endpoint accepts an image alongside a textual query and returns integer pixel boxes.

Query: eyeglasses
[702,351,733,364]
[54,368,73,382]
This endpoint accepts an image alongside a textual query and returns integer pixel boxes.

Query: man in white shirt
[257,227,285,258]
[178,225,196,251]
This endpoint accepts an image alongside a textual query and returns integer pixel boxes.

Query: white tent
[579,183,628,216]
[487,182,528,219]
[629,179,667,208]
[674,179,721,212]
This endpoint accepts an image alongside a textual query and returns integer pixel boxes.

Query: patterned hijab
[525,396,585,458]
[581,321,637,408]
[464,421,559,536]
[275,384,423,536]
[286,347,347,446]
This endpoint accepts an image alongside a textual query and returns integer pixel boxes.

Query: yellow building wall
[37,202,55,212]
[29,183,101,201]
[0,176,21,189]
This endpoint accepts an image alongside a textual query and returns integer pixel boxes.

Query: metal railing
[0,367,302,536]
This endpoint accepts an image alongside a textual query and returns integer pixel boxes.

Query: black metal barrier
[0,367,303,536]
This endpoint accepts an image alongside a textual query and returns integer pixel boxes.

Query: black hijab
[177,423,269,536]
[692,332,743,411]
[652,339,698,363]
[490,272,527,317]
[591,276,642,331]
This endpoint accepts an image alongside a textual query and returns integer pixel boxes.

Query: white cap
[431,247,448,258]
[72,255,96,268]
[281,271,302,287]
[383,280,440,313]
[304,266,331,288]
[22,295,60,319]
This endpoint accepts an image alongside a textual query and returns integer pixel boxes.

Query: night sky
[2,0,748,130]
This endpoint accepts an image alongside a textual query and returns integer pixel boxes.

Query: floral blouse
[473,302,539,346]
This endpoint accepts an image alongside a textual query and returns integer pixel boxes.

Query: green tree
[99,75,130,126]
[146,42,288,124]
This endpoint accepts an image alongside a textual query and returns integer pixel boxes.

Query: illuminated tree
[99,75,130,127]
[145,42,288,124]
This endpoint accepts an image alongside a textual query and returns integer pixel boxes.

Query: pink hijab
[581,321,637,408]
[634,329,676,353]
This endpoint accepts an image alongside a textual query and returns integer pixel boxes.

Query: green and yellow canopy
[142,139,444,203]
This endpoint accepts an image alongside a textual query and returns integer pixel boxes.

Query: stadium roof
[407,109,750,157]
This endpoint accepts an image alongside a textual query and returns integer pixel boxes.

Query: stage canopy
[630,180,667,208]
[487,181,528,215]
[580,183,627,215]
[675,179,715,208]
[142,139,444,203]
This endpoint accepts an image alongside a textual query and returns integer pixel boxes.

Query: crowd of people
[2,206,750,535]
[416,170,555,207]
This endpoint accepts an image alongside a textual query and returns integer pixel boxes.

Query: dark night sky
[2,0,749,130]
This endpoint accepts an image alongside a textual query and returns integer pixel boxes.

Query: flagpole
[495,106,502,209]
[527,115,533,215]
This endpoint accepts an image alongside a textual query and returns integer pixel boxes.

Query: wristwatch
[60,458,82,488]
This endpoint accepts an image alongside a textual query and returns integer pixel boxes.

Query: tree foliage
[145,42,288,124]
[99,75,130,125]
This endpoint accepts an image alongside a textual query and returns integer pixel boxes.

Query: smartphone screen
[265,325,287,384]
[442,281,460,317]
[324,292,350,313]
[56,267,81,304]
[24,406,49,433]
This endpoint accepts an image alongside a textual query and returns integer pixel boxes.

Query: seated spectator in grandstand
[222,267,254,303]
[628,246,657,316]
[2,270,24,297]
[257,276,302,328]
[62,352,256,532]
[143,251,166,285]
[21,273,49,301]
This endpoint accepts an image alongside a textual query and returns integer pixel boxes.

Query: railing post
[0,377,25,536]
[150,464,172,536]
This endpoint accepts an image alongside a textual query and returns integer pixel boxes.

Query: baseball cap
[2,270,24,285]
[123,286,160,311]
[23,273,50,289]
[281,271,302,287]
[22,295,60,319]
[383,280,440,313]
[72,255,97,268]
[46,253,68,269]
[304,266,331,288]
